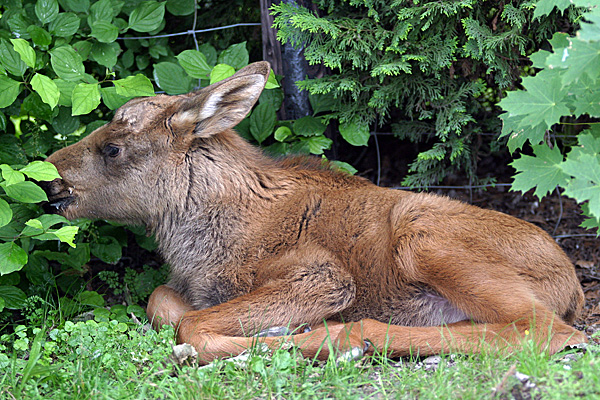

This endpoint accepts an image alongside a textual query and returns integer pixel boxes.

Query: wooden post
[260,0,283,77]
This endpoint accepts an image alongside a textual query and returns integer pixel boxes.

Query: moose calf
[44,62,586,363]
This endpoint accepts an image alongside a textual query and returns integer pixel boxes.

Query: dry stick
[493,363,518,397]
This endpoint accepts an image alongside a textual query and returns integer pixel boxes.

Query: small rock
[170,343,198,365]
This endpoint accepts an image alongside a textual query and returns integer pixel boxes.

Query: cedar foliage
[272,0,578,187]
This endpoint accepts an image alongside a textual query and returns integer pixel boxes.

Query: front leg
[177,249,356,361]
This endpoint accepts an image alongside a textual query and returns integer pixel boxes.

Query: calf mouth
[43,195,75,214]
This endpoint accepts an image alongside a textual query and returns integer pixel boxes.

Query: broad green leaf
[217,42,249,70]
[250,103,276,144]
[52,226,79,248]
[101,87,133,110]
[10,39,36,69]
[546,38,600,84]
[339,121,370,146]
[89,0,113,23]
[71,83,101,116]
[3,181,48,203]
[0,297,4,312]
[498,70,569,129]
[0,198,11,228]
[153,62,193,94]
[199,43,217,66]
[90,21,119,43]
[0,39,28,76]
[0,284,27,307]
[274,126,292,142]
[90,236,122,264]
[209,64,235,84]
[31,73,60,109]
[0,76,22,108]
[7,13,33,40]
[25,218,44,231]
[578,13,600,42]
[35,0,59,24]
[176,50,212,78]
[510,145,569,199]
[306,135,333,155]
[0,165,25,185]
[78,291,104,307]
[265,70,280,89]
[50,46,85,82]
[48,12,80,37]
[330,160,358,175]
[90,42,120,69]
[27,26,52,47]
[63,0,90,13]
[54,79,76,107]
[113,74,155,97]
[532,0,571,20]
[561,140,600,219]
[128,1,166,32]
[166,0,195,15]
[294,116,327,137]
[20,161,61,181]
[0,244,28,276]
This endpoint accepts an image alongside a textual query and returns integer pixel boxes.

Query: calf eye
[103,144,121,158]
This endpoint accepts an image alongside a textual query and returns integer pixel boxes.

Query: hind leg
[147,285,194,330]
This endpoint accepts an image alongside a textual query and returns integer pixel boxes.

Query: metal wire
[117,23,262,40]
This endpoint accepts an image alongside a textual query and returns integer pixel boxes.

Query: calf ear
[171,61,270,137]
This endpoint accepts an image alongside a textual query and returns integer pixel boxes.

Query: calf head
[44,62,270,225]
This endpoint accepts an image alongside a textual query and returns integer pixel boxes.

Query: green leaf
[90,21,119,43]
[50,46,85,82]
[0,39,28,76]
[166,0,195,15]
[339,121,370,146]
[128,1,166,33]
[498,70,569,129]
[294,116,327,137]
[20,161,61,181]
[217,42,249,70]
[176,50,212,79]
[533,0,571,20]
[0,285,27,307]
[63,0,90,13]
[274,126,292,142]
[78,291,104,307]
[48,12,80,37]
[52,226,79,248]
[265,70,280,89]
[510,145,569,199]
[0,243,28,276]
[0,198,12,228]
[71,83,101,116]
[1,165,25,185]
[27,26,52,47]
[209,64,235,84]
[89,0,113,23]
[0,76,23,108]
[2,181,48,203]
[10,39,36,69]
[330,160,357,175]
[90,42,121,69]
[113,74,155,97]
[90,236,122,264]
[35,0,59,24]
[306,135,333,155]
[153,62,193,94]
[100,86,133,110]
[31,73,60,109]
[250,103,276,144]
[547,38,600,84]
[54,79,76,107]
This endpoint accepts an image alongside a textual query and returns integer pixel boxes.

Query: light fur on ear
[171,61,271,137]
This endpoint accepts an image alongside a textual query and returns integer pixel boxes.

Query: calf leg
[147,285,194,330]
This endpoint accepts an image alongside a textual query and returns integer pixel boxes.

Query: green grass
[1,317,599,400]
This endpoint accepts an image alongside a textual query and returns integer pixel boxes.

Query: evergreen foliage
[272,0,578,186]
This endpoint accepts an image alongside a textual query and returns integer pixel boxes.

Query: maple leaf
[510,145,569,199]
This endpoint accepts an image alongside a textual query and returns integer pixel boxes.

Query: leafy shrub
[0,0,291,324]
[499,0,600,231]
[271,0,579,186]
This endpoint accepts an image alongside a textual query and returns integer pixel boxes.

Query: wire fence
[112,15,596,242]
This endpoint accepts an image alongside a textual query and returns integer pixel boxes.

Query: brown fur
[44,62,586,363]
